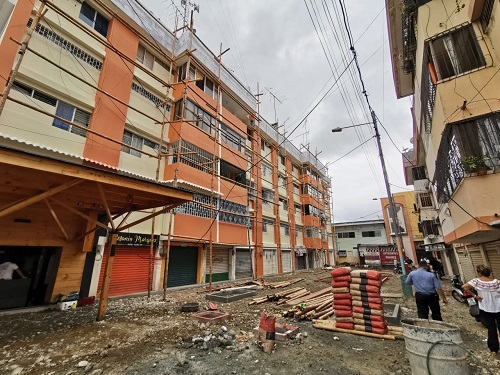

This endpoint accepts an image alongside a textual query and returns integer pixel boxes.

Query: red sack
[350,270,381,280]
[352,312,385,322]
[352,306,384,316]
[353,319,388,329]
[333,292,351,300]
[333,298,352,306]
[332,275,351,283]
[349,284,380,293]
[350,290,381,298]
[334,309,353,317]
[330,267,351,278]
[351,277,382,287]
[331,281,350,288]
[352,300,384,310]
[335,322,354,330]
[258,310,275,353]
[351,295,382,304]
[332,304,352,311]
[354,325,388,335]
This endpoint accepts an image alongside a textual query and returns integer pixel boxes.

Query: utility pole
[370,110,406,275]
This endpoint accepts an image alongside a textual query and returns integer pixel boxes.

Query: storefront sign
[116,233,159,246]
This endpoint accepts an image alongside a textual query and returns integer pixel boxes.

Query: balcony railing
[481,0,495,32]
[420,55,437,134]
[402,8,417,74]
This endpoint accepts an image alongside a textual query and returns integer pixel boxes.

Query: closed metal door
[281,250,292,273]
[456,247,475,282]
[167,246,198,288]
[205,247,229,282]
[235,249,252,279]
[484,241,500,278]
[467,245,483,272]
[263,249,278,275]
[296,255,307,270]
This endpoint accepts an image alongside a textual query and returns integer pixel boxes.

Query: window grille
[419,193,433,208]
[480,0,495,32]
[170,140,215,174]
[131,82,170,110]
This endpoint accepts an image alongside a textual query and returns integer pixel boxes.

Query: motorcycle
[451,275,481,322]
[393,262,402,274]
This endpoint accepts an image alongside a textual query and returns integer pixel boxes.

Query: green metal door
[167,246,198,288]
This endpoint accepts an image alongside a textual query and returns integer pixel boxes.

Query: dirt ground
[1,269,499,375]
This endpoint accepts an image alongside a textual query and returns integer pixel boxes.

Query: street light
[331,111,407,276]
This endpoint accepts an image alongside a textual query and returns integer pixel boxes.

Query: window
[412,166,426,181]
[280,154,285,165]
[480,0,495,32]
[132,82,170,110]
[12,81,57,106]
[337,232,355,239]
[420,220,440,237]
[362,231,381,238]
[338,250,347,257]
[262,218,274,233]
[52,102,91,137]
[220,123,244,152]
[428,24,485,81]
[294,204,301,215]
[220,160,246,185]
[136,44,169,71]
[79,2,109,37]
[436,112,500,202]
[418,193,434,208]
[278,175,286,188]
[279,198,288,210]
[261,139,267,151]
[176,99,215,135]
[122,131,144,157]
[295,226,303,238]
[280,223,290,236]
[261,163,271,177]
[196,75,215,99]
[292,164,298,173]
[303,204,319,217]
[262,189,274,205]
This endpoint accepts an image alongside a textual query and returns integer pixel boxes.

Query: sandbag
[349,284,380,293]
[352,300,384,310]
[335,322,354,330]
[334,309,353,317]
[332,292,351,300]
[332,304,352,311]
[354,324,388,335]
[333,298,352,306]
[353,318,388,329]
[335,316,354,323]
[351,277,382,287]
[331,287,350,293]
[352,306,384,316]
[258,310,275,353]
[330,267,351,278]
[350,270,381,280]
[351,295,382,304]
[350,289,381,298]
[331,281,350,288]
[352,312,385,322]
[331,275,351,283]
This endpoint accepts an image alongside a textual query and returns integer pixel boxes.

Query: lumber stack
[250,278,304,289]
[282,287,333,320]
[248,287,309,305]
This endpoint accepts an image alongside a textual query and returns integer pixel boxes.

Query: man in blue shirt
[406,260,448,320]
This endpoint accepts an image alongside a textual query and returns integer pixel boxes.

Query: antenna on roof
[181,0,200,31]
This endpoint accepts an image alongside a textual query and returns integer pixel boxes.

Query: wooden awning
[0,147,192,238]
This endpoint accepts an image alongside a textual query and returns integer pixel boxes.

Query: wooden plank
[285,287,331,306]
[312,320,396,340]
[97,234,118,321]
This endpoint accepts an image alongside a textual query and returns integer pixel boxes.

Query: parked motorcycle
[393,262,402,274]
[451,275,481,322]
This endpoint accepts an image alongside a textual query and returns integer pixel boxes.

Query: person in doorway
[406,260,448,320]
[463,265,500,354]
[0,260,26,280]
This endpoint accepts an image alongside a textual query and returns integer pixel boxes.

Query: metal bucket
[402,319,469,375]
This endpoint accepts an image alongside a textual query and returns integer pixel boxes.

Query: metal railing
[481,0,495,32]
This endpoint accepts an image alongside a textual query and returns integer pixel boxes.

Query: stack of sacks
[349,270,388,335]
[331,267,353,330]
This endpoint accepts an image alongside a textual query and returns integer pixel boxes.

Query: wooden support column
[97,233,118,321]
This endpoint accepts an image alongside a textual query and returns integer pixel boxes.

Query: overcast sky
[140,0,414,223]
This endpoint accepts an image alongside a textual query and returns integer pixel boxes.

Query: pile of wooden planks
[248,287,309,305]
[282,287,333,320]
[250,278,304,289]
[313,319,404,340]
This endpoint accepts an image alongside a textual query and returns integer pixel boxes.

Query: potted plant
[460,155,489,175]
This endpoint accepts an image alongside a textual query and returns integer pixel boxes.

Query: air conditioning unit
[433,218,440,225]
[427,234,436,242]
[424,181,430,189]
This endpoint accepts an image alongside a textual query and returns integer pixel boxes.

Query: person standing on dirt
[406,260,448,321]
[463,265,500,354]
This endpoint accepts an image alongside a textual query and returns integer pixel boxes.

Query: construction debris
[313,320,401,340]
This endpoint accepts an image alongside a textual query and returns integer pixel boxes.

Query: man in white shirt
[0,261,26,280]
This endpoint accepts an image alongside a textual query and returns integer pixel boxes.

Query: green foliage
[460,155,488,173]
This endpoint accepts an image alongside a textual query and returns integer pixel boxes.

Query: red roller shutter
[98,246,153,297]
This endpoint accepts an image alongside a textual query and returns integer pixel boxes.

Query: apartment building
[334,219,387,264]
[386,0,500,281]
[0,0,333,309]
[379,191,423,263]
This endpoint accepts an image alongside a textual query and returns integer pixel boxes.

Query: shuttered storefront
[235,249,253,279]
[98,247,152,297]
[281,249,292,273]
[484,241,500,279]
[205,247,230,282]
[263,248,278,275]
[467,245,483,273]
[456,246,475,282]
[167,246,198,288]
